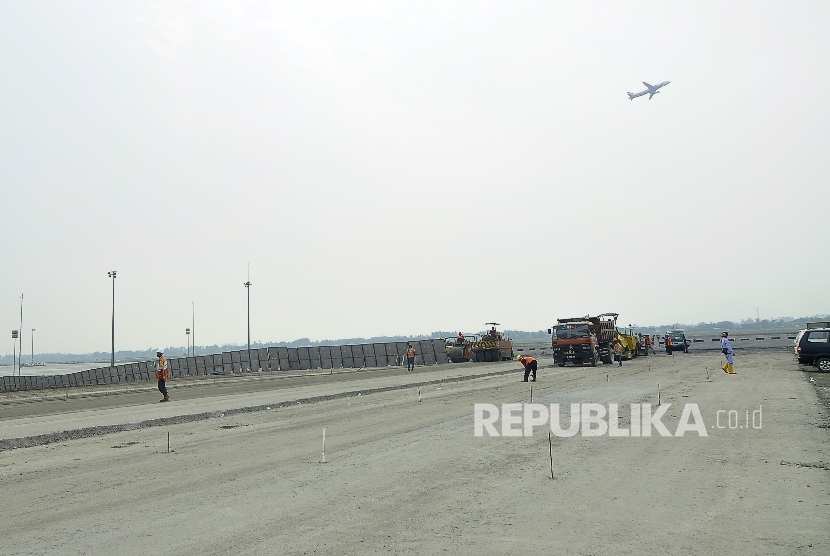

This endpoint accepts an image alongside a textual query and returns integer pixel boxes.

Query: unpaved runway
[1,350,828,555]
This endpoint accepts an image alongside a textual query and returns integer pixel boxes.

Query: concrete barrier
[350,345,364,368]
[318,346,332,369]
[220,352,233,374]
[1,338,459,392]
[330,346,343,368]
[419,340,437,365]
[309,347,322,369]
[361,344,375,368]
[268,347,288,370]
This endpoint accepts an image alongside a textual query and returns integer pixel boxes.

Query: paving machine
[550,313,618,367]
[470,323,514,362]
[446,334,476,363]
[616,329,641,360]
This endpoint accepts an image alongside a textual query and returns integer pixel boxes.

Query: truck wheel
[817,357,830,372]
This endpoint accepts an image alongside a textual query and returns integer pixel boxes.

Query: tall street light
[11,330,18,376]
[108,271,117,368]
[31,328,35,365]
[19,294,23,376]
[244,274,251,372]
[186,328,191,357]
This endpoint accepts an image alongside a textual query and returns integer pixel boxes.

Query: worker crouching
[518,355,537,382]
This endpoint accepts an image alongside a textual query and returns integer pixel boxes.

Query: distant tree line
[1,315,826,365]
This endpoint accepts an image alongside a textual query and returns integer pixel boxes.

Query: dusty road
[1,350,828,555]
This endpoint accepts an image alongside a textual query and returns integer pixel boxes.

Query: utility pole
[108,271,117,367]
[186,328,191,357]
[19,294,23,375]
[31,328,35,365]
[244,266,251,372]
[11,330,18,376]
[192,301,195,357]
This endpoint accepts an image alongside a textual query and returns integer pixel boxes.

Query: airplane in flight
[627,81,670,100]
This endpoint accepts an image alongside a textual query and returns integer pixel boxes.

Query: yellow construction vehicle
[615,330,640,360]
[446,334,475,363]
[470,323,514,362]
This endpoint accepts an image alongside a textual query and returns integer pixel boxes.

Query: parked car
[665,330,689,354]
[794,328,830,372]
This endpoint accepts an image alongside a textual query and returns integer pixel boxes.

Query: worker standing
[644,334,655,355]
[456,332,465,345]
[613,341,623,367]
[518,355,537,382]
[721,332,736,374]
[155,349,170,402]
[665,335,673,355]
[405,344,416,372]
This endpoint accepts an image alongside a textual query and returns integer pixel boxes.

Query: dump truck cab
[551,313,618,367]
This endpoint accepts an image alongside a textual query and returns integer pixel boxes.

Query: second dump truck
[550,313,618,367]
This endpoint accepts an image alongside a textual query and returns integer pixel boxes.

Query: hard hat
[516,355,522,360]
[156,349,164,354]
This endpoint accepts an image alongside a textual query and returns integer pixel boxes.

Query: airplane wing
[643,82,653,89]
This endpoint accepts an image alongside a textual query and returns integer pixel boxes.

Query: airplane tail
[627,92,635,100]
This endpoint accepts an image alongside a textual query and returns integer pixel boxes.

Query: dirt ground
[1,349,828,555]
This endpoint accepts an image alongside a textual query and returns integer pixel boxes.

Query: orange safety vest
[406,347,415,359]
[519,356,536,366]
[156,356,169,380]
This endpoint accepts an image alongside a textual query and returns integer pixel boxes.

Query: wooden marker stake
[548,432,554,480]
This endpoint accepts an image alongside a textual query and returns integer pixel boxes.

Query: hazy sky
[1,1,828,354]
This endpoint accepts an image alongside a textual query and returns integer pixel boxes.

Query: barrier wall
[0,338,452,392]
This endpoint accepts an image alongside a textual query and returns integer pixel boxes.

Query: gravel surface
[0,350,828,555]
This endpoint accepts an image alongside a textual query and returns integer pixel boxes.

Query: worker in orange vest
[518,355,537,382]
[613,341,624,366]
[155,349,170,402]
[665,335,673,355]
[644,334,655,355]
[405,344,416,372]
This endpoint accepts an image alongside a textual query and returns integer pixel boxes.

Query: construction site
[1,314,829,555]
[1,2,828,554]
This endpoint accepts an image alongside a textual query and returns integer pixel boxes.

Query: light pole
[11,330,18,376]
[192,301,195,357]
[108,271,117,367]
[186,328,191,357]
[244,275,251,372]
[31,328,35,365]
[19,294,23,375]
